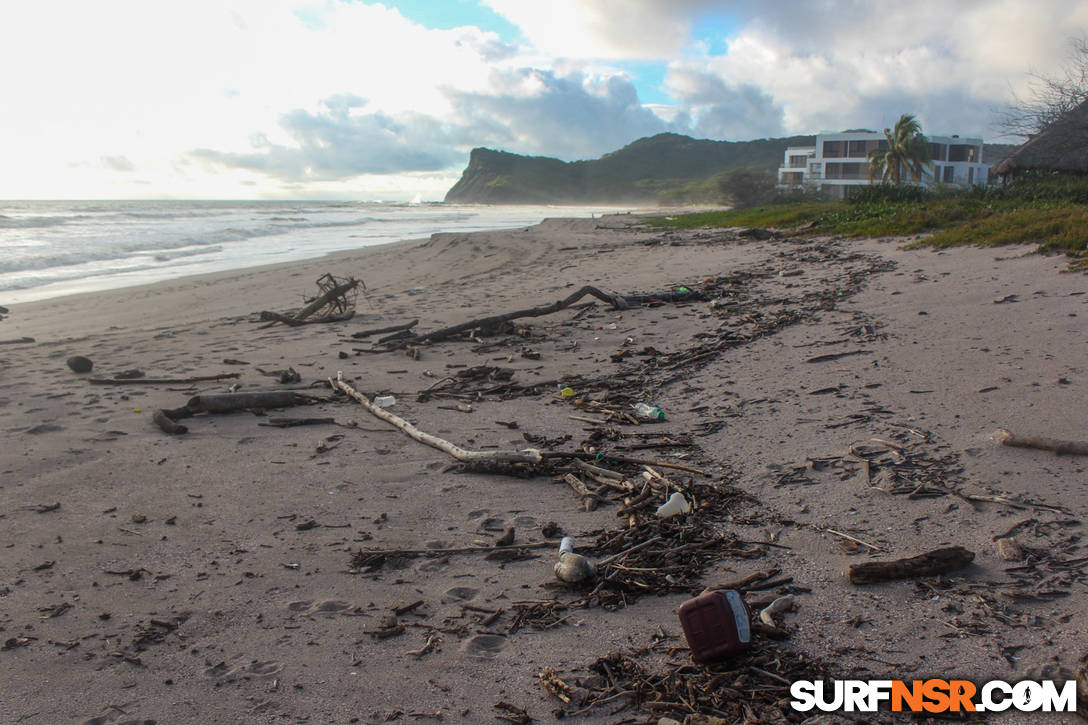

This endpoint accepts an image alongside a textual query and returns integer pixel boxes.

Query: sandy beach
[1,216,1085,724]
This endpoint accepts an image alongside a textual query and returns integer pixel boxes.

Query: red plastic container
[678,590,752,663]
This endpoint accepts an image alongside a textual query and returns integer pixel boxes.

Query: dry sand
[0,216,1085,724]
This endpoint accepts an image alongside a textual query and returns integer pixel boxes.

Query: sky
[2,0,1087,200]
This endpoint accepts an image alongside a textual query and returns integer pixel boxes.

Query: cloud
[482,0,719,59]
[483,0,1088,138]
[190,98,462,180]
[193,68,683,183]
[446,68,672,159]
[100,156,136,173]
[666,67,785,139]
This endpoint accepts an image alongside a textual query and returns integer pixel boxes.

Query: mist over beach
[0,201,616,303]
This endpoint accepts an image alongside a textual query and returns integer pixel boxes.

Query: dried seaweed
[548,645,837,722]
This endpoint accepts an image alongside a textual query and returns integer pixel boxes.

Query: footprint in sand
[417,558,449,573]
[288,599,352,616]
[477,517,506,532]
[460,634,507,659]
[240,660,284,677]
[204,661,232,678]
[441,586,478,603]
[204,659,285,680]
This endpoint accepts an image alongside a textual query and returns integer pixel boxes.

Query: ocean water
[0,200,620,304]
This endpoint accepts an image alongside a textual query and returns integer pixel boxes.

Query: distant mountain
[444,133,815,204]
[443,132,1021,204]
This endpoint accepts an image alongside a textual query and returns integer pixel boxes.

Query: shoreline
[1,216,1084,724]
[1,201,651,309]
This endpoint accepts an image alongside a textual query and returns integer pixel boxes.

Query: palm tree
[868,114,931,185]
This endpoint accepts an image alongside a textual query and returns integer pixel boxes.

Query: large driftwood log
[410,285,629,344]
[848,546,975,585]
[186,391,316,413]
[259,310,355,326]
[152,391,316,434]
[397,285,705,347]
[995,428,1088,456]
[89,373,240,386]
[331,377,542,464]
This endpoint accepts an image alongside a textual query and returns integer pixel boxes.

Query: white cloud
[446,68,671,159]
[481,0,719,59]
[484,0,1088,138]
[0,0,514,197]
[4,0,1088,198]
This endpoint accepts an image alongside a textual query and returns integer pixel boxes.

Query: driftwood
[848,546,975,585]
[331,377,543,465]
[88,373,240,386]
[153,409,188,435]
[410,285,630,344]
[259,310,354,326]
[186,391,316,414]
[260,274,361,327]
[563,473,602,511]
[805,350,870,364]
[152,391,317,435]
[995,428,1088,456]
[0,336,34,345]
[393,285,705,347]
[351,320,418,339]
[543,451,709,476]
[352,541,555,563]
[258,417,337,428]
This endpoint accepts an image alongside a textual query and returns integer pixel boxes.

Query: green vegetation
[658,166,778,206]
[645,171,1088,264]
[868,114,931,185]
[444,133,816,204]
[443,131,1018,205]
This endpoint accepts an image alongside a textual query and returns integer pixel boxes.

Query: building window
[968,167,974,185]
[846,140,888,158]
[789,155,808,168]
[948,144,977,162]
[942,166,954,183]
[823,140,846,158]
[781,172,804,185]
[825,162,867,180]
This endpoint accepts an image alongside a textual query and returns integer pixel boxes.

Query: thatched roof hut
[994,100,1088,178]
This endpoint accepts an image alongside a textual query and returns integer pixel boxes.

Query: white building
[777,131,991,198]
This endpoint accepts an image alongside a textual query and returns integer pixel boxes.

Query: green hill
[443,133,1021,204]
[443,132,815,204]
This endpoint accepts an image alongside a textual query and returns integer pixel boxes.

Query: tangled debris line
[410,242,895,409]
[374,285,706,349]
[776,425,1073,515]
[543,646,836,722]
[568,479,769,611]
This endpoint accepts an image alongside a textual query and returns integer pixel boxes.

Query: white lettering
[981,681,1012,712]
[790,681,816,712]
[1039,680,1077,713]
